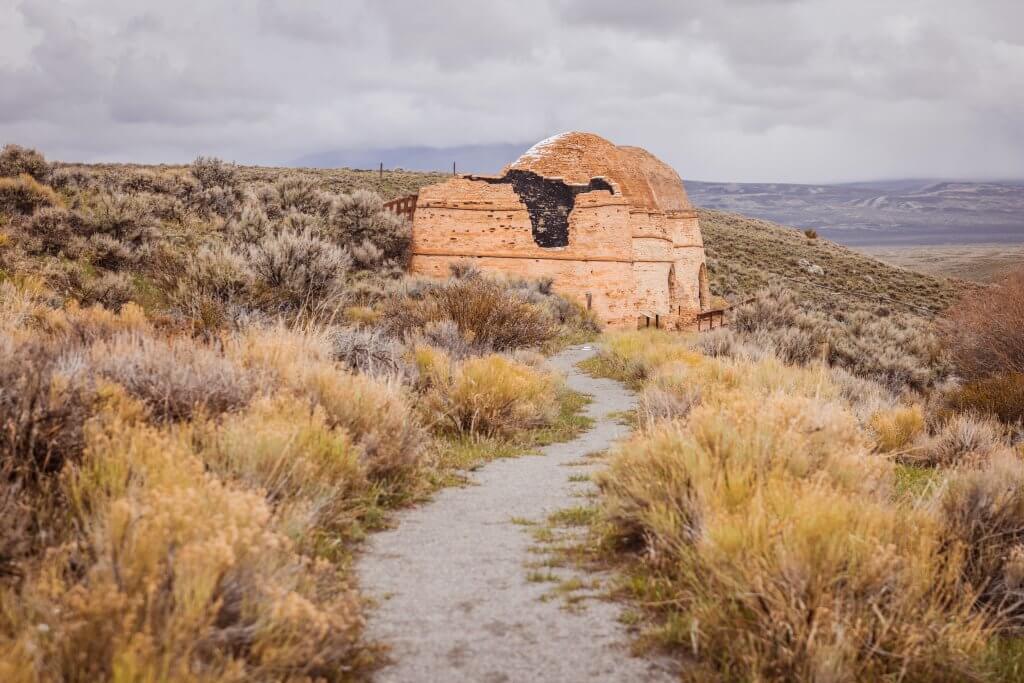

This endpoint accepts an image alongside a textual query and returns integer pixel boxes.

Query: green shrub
[246,227,351,310]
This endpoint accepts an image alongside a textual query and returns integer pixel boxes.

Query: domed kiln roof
[506,131,692,213]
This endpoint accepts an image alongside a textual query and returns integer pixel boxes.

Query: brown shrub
[0,174,61,214]
[908,413,1006,468]
[190,155,238,189]
[0,336,95,485]
[423,353,560,437]
[932,450,1024,629]
[24,206,74,255]
[383,277,556,352]
[0,144,49,181]
[947,373,1024,425]
[869,404,925,452]
[943,268,1024,379]
[78,271,134,310]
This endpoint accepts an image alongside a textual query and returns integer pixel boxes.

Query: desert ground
[860,243,1024,283]
[2,145,1024,681]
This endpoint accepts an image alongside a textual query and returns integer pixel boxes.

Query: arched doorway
[698,263,710,311]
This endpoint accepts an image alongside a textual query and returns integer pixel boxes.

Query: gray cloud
[1,0,1022,182]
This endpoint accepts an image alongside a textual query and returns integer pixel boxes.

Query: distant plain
[859,243,1024,283]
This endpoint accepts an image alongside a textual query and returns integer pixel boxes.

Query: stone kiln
[398,131,709,329]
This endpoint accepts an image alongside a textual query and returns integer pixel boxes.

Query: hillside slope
[42,163,969,316]
[700,209,966,315]
[54,162,446,201]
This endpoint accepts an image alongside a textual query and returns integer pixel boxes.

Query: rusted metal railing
[383,194,418,221]
[696,308,727,331]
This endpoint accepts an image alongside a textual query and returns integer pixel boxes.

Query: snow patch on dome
[515,132,575,164]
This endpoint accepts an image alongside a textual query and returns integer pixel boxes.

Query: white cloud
[1,0,1022,181]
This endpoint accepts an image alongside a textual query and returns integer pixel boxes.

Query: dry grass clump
[869,404,925,452]
[0,174,61,215]
[908,413,1007,468]
[200,395,369,556]
[329,325,410,378]
[948,373,1024,425]
[943,268,1024,379]
[0,394,366,681]
[230,326,426,484]
[582,330,703,387]
[598,388,983,680]
[636,371,701,427]
[931,450,1024,630]
[584,331,1007,679]
[420,350,561,437]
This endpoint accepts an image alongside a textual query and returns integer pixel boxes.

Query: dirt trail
[358,346,676,682]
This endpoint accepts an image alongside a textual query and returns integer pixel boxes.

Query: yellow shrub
[199,395,367,555]
[595,330,702,385]
[597,392,985,680]
[229,325,426,483]
[2,395,365,681]
[412,343,452,390]
[428,354,560,437]
[0,173,61,214]
[343,305,380,327]
[870,404,926,452]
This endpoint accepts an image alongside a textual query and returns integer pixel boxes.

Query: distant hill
[700,209,966,315]
[687,179,1024,246]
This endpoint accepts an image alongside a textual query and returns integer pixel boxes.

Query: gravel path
[358,345,677,682]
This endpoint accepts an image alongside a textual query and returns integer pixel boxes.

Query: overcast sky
[2,0,1023,182]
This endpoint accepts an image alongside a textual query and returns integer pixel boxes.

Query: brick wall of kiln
[669,212,706,322]
[408,174,709,331]
[409,177,640,328]
[411,254,637,328]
